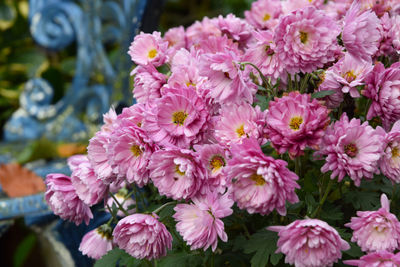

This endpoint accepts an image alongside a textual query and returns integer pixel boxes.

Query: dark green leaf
[158,252,203,267]
[311,90,336,99]
[13,233,36,267]
[255,94,270,111]
[243,230,279,267]
[95,248,130,267]
[270,252,283,266]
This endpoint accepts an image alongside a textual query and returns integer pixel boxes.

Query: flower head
[79,225,113,260]
[131,64,166,103]
[380,121,400,184]
[244,0,282,30]
[344,251,400,267]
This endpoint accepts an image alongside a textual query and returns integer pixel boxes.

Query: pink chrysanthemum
[70,155,108,206]
[392,15,400,53]
[244,0,282,30]
[376,13,395,58]
[45,173,93,225]
[79,225,113,260]
[186,17,221,48]
[274,6,341,74]
[268,219,350,267]
[101,106,118,133]
[345,194,400,252]
[363,62,400,130]
[163,26,186,53]
[342,2,382,61]
[214,102,267,147]
[226,138,299,216]
[266,92,330,158]
[67,154,87,172]
[281,0,324,14]
[317,70,344,109]
[344,251,400,267]
[143,87,209,148]
[195,35,240,55]
[173,192,233,251]
[113,213,172,260]
[149,148,207,200]
[214,14,253,46]
[380,121,400,183]
[128,31,169,67]
[131,64,166,103]
[316,113,384,186]
[117,103,147,129]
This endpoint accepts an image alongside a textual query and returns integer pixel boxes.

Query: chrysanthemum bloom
[163,26,186,52]
[173,192,233,251]
[281,0,324,14]
[131,64,166,103]
[344,251,400,267]
[363,62,400,130]
[195,35,239,55]
[266,92,330,158]
[226,138,299,215]
[107,121,156,187]
[185,17,221,48]
[346,194,400,252]
[268,219,350,267]
[143,87,209,148]
[45,173,93,225]
[199,49,257,104]
[380,121,400,183]
[342,2,382,61]
[128,31,169,67]
[214,103,267,147]
[392,15,400,53]
[106,191,136,217]
[316,113,384,186]
[117,103,147,129]
[274,6,341,74]
[214,14,253,46]
[317,70,344,109]
[244,0,282,30]
[149,148,206,200]
[101,106,118,133]
[376,13,395,58]
[70,155,108,206]
[79,225,113,260]
[67,154,87,172]
[360,0,393,17]
[113,213,172,260]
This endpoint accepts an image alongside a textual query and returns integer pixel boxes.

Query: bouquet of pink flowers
[45,0,400,266]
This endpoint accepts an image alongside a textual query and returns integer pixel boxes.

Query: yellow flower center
[236,124,246,137]
[250,173,266,186]
[344,143,358,158]
[130,145,142,157]
[299,31,308,44]
[263,13,271,21]
[148,49,157,59]
[186,81,196,87]
[343,70,357,83]
[209,155,226,172]
[289,116,303,131]
[392,147,399,158]
[172,111,188,126]
[175,165,185,176]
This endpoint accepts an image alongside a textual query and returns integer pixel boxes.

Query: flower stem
[311,178,334,218]
[153,201,176,214]
[110,192,129,216]
[105,203,118,223]
[294,157,301,177]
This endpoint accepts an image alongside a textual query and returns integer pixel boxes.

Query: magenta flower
[79,225,113,260]
[113,213,172,260]
[45,173,93,225]
[128,31,168,67]
[392,15,400,53]
[344,251,400,267]
[149,148,206,200]
[268,219,350,267]
[266,92,330,158]
[131,64,166,103]
[316,113,384,186]
[244,0,282,30]
[173,192,233,251]
[274,6,340,74]
[345,194,400,252]
[380,121,400,183]
[226,138,299,216]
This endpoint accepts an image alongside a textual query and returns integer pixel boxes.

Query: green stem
[153,201,176,214]
[364,99,371,120]
[211,252,215,267]
[110,192,129,216]
[241,223,251,239]
[300,73,310,93]
[105,203,118,223]
[294,157,301,177]
[311,178,334,218]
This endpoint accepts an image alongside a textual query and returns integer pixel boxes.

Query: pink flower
[268,219,350,267]
[317,70,344,109]
[113,213,172,260]
[131,64,166,103]
[70,155,108,206]
[101,107,118,133]
[380,121,400,183]
[163,26,186,52]
[214,103,267,147]
[392,15,400,52]
[281,0,324,14]
[266,92,330,158]
[345,194,400,252]
[173,192,233,251]
[186,17,221,48]
[363,62,400,130]
[79,225,113,260]
[118,103,147,129]
[344,251,400,267]
[149,148,207,200]
[342,2,382,61]
[316,113,384,186]
[214,14,253,46]
[376,13,395,58]
[226,138,299,216]
[274,6,341,74]
[67,154,87,172]
[244,0,282,30]
[128,31,169,67]
[143,87,209,148]
[45,173,93,225]
[106,191,136,217]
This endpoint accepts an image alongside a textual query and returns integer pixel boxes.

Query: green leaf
[13,233,36,267]
[243,230,280,267]
[344,190,380,210]
[95,248,140,267]
[254,94,270,111]
[311,90,336,99]
[270,252,283,266]
[158,252,203,267]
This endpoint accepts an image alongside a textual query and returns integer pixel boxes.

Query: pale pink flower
[244,0,282,30]
[214,14,253,46]
[149,148,207,200]
[173,192,233,251]
[344,251,400,267]
[360,0,393,17]
[128,31,169,67]
[392,15,400,52]
[79,225,113,260]
[226,138,299,216]
[274,6,341,74]
[316,113,384,186]
[186,17,221,48]
[67,154,87,172]
[117,103,147,129]
[195,35,239,55]
[376,13,395,58]
[131,64,166,103]
[268,219,350,267]
[101,107,118,133]
[45,173,93,225]
[281,0,324,14]
[163,26,186,52]
[345,194,400,252]
[380,121,400,183]
[113,213,172,260]
[266,92,330,158]
[317,70,344,109]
